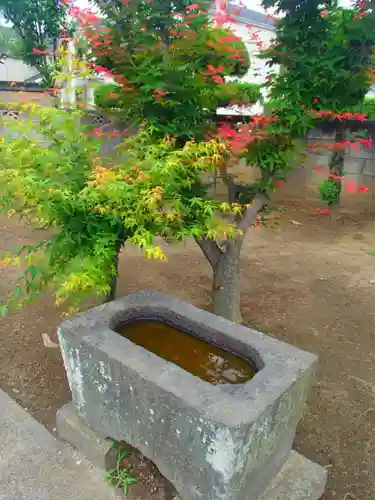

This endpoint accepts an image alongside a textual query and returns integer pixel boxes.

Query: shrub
[95,83,124,110]
[352,97,375,119]
[319,178,341,205]
[216,82,262,108]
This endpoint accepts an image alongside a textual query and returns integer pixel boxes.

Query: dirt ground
[2,201,375,499]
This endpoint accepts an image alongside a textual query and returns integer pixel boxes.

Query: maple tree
[69,0,339,321]
[72,0,285,322]
[263,0,375,211]
[0,0,258,317]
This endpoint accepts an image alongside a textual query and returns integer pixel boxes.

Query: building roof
[227,2,276,29]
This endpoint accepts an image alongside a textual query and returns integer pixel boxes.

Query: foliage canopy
[0,103,233,315]
[84,0,251,140]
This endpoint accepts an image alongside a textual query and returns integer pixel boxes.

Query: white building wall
[227,22,276,85]
[217,21,277,115]
[0,57,39,83]
[228,20,375,103]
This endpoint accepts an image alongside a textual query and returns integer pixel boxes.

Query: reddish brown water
[118,320,255,385]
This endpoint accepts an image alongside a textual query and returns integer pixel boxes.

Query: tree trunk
[53,38,58,63]
[195,195,266,324]
[105,238,123,303]
[329,125,346,219]
[212,241,243,323]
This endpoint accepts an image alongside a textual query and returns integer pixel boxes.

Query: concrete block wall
[281,127,375,205]
[0,96,372,209]
[212,127,375,208]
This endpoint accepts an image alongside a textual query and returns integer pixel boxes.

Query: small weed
[104,442,137,496]
[318,179,341,205]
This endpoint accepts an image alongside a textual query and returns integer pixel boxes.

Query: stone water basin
[57,289,317,500]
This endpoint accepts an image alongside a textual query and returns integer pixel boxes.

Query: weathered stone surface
[173,451,327,500]
[56,402,117,471]
[258,450,328,500]
[57,289,319,500]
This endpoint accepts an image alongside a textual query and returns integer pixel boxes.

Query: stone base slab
[57,402,327,500]
[258,450,327,500]
[56,402,117,471]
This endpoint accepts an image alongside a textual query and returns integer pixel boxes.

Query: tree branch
[219,164,237,204]
[236,194,267,234]
[194,236,223,270]
[219,163,258,206]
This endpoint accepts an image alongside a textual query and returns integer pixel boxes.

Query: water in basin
[118,320,255,385]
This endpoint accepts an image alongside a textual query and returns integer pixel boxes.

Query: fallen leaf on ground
[42,333,59,348]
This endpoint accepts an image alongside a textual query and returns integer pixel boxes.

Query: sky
[0,0,358,27]
[76,0,355,12]
[245,0,353,11]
